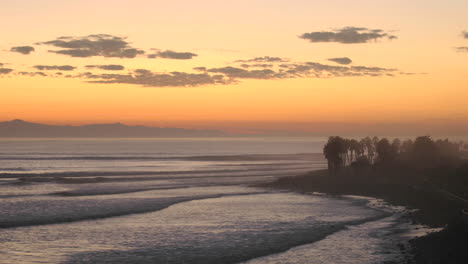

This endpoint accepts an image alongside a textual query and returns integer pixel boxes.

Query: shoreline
[257,169,468,263]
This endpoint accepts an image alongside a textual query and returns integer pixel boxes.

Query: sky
[1,0,467,135]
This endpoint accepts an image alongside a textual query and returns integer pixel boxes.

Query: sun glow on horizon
[1,0,467,135]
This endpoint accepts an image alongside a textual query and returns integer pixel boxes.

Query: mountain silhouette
[0,119,227,137]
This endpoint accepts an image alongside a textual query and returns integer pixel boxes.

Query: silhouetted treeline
[323,136,466,175]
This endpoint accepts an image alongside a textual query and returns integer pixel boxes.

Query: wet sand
[258,169,468,263]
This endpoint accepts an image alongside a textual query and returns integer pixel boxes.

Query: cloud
[79,69,229,87]
[200,61,400,80]
[32,49,407,87]
[85,64,125,71]
[34,65,76,71]
[0,68,13,74]
[299,27,397,44]
[240,63,274,68]
[37,34,145,58]
[463,31,468,39]
[206,66,281,79]
[234,56,289,63]
[327,57,352,65]
[147,50,198,60]
[10,46,35,55]
[17,72,48,77]
[278,62,398,78]
[72,58,409,87]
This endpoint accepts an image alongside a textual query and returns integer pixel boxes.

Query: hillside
[0,119,227,137]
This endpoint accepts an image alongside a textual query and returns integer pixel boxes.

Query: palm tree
[401,139,413,153]
[361,137,375,164]
[355,140,365,158]
[349,139,360,163]
[376,138,397,163]
[323,136,346,175]
[392,138,401,154]
[412,136,437,166]
[343,139,352,165]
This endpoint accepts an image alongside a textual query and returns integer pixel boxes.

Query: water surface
[0,138,409,263]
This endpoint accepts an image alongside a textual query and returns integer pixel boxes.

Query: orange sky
[1,0,467,135]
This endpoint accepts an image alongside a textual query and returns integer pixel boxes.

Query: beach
[259,169,468,263]
[0,138,424,263]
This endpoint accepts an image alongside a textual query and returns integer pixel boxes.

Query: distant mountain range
[0,119,228,137]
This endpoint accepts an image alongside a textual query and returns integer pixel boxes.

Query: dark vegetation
[323,136,468,200]
[323,136,463,170]
[262,135,468,263]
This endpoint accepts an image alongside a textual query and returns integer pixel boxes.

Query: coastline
[257,169,468,263]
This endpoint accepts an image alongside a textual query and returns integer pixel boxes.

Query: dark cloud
[0,63,3,67]
[73,60,407,87]
[11,46,35,55]
[299,27,397,44]
[240,63,274,68]
[206,66,280,79]
[463,31,468,39]
[455,47,468,52]
[147,50,198,60]
[37,34,145,58]
[327,57,352,65]
[85,64,125,71]
[134,69,152,75]
[17,72,48,77]
[202,61,400,80]
[235,56,289,63]
[79,69,229,87]
[32,44,407,88]
[0,68,13,74]
[34,65,76,71]
[275,62,398,78]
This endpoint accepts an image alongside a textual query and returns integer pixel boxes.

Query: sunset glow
[1,0,467,135]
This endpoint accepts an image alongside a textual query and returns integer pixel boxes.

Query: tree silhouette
[435,139,461,159]
[323,135,463,175]
[323,136,346,175]
[392,138,401,154]
[401,139,414,154]
[361,137,375,164]
[376,138,397,163]
[355,140,365,158]
[348,139,360,163]
[412,136,437,166]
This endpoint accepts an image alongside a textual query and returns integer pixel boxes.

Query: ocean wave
[62,212,390,264]
[51,184,222,196]
[0,192,266,229]
[10,172,296,196]
[0,153,321,161]
[0,166,318,179]
[0,167,29,171]
[0,156,171,161]
[0,194,41,199]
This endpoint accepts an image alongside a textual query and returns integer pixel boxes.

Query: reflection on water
[0,139,408,263]
[1,192,393,264]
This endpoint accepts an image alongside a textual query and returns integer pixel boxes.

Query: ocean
[0,138,411,263]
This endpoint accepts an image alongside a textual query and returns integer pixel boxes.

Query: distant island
[0,119,227,138]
